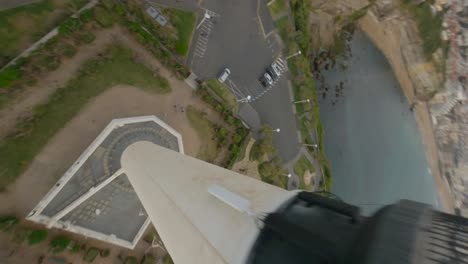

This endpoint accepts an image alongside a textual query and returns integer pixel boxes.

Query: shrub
[233,134,242,144]
[101,0,115,9]
[225,142,242,169]
[163,254,174,264]
[71,243,81,253]
[142,254,157,264]
[217,127,227,138]
[249,140,263,161]
[28,229,48,245]
[215,104,224,113]
[291,0,311,54]
[154,75,170,91]
[258,160,287,188]
[49,236,71,253]
[94,7,114,28]
[61,43,77,57]
[0,66,21,88]
[349,8,367,22]
[78,31,96,44]
[114,4,126,16]
[83,247,100,262]
[79,9,94,23]
[124,256,138,264]
[100,249,110,257]
[249,127,275,161]
[225,115,235,125]
[143,229,160,244]
[36,55,60,71]
[59,18,82,36]
[0,216,19,231]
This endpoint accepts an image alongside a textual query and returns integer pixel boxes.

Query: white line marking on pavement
[205,9,220,17]
[195,46,206,52]
[277,58,285,68]
[198,37,208,44]
[197,42,208,49]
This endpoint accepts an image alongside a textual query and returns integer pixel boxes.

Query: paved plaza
[27,116,184,248]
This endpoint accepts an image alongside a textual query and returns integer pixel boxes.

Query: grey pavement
[188,0,300,162]
[238,103,261,130]
[251,78,300,161]
[258,0,275,35]
[40,121,179,242]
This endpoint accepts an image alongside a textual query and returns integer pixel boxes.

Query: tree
[28,229,48,245]
[49,236,71,253]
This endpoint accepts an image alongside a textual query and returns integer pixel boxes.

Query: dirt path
[0,27,121,140]
[232,138,261,180]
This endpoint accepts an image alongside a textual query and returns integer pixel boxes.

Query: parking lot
[188,0,300,162]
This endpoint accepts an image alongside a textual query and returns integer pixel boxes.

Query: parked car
[217,68,231,83]
[259,72,273,88]
[267,62,281,80]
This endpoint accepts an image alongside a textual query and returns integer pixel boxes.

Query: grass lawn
[268,0,287,17]
[258,160,288,189]
[205,79,238,112]
[400,0,444,59]
[166,8,197,57]
[0,45,170,190]
[294,154,315,189]
[236,134,252,162]
[275,16,291,45]
[186,105,219,163]
[0,0,88,66]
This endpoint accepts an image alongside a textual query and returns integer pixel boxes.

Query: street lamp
[303,143,318,148]
[196,11,211,29]
[293,99,311,104]
[286,50,301,60]
[274,128,280,133]
[237,95,252,103]
[282,173,292,178]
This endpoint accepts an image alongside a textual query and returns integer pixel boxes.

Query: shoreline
[358,13,454,213]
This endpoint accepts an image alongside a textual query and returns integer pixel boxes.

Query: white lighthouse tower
[121,141,296,264]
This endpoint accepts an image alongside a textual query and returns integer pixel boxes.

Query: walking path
[285,146,323,191]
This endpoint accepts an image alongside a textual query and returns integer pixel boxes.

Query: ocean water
[317,30,439,215]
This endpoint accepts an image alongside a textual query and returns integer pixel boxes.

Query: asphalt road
[189,0,300,162]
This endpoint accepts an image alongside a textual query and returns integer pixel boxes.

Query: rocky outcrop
[309,0,443,99]
[363,1,444,100]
